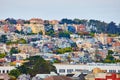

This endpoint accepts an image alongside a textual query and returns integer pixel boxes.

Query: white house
[0,66,15,74]
[54,63,120,75]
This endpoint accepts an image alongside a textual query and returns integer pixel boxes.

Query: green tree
[108,50,114,55]
[56,47,73,54]
[15,30,20,34]
[45,30,55,37]
[107,22,118,34]
[17,65,29,74]
[18,38,27,44]
[73,19,88,25]
[0,35,8,43]
[103,59,112,63]
[73,18,81,24]
[71,42,77,48]
[39,31,43,35]
[58,31,70,38]
[9,69,21,78]
[106,54,114,61]
[24,20,30,24]
[89,32,95,37]
[6,40,19,45]
[103,50,115,63]
[0,53,6,58]
[103,51,120,63]
[17,56,56,77]
[10,47,20,55]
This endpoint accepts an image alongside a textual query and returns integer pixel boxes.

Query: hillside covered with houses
[0,18,120,80]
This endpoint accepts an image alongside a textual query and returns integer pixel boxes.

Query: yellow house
[29,18,45,34]
[30,24,45,34]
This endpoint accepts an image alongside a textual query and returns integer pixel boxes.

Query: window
[75,69,81,72]
[59,69,65,73]
[118,70,120,73]
[7,70,9,73]
[3,70,5,73]
[109,70,116,73]
[67,69,73,73]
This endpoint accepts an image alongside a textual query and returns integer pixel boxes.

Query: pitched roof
[0,74,10,80]
[44,76,73,80]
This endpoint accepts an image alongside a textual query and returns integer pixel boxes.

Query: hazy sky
[0,0,120,24]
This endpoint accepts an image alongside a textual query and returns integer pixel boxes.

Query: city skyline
[0,0,120,24]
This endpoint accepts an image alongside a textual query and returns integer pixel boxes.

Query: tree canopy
[17,56,56,77]
[0,35,8,43]
[58,31,70,39]
[9,69,21,78]
[0,53,6,59]
[56,47,73,54]
[45,29,55,37]
[103,50,120,63]
[10,47,20,55]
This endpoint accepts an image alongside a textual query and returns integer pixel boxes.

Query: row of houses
[0,63,120,80]
[0,18,89,34]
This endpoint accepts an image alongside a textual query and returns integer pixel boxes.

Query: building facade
[54,63,120,75]
[0,66,15,74]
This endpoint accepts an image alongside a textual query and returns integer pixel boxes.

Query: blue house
[67,26,76,33]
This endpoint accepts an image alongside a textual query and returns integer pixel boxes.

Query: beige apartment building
[30,18,45,34]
